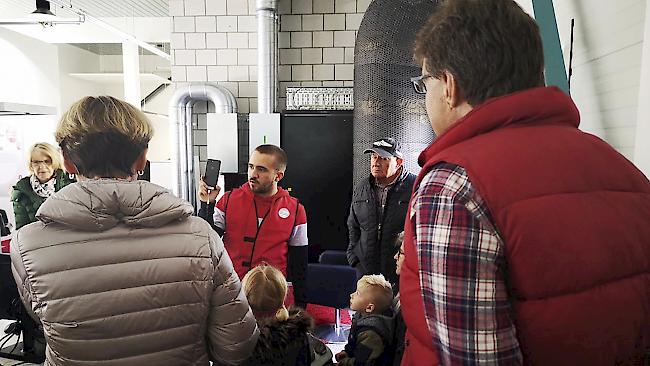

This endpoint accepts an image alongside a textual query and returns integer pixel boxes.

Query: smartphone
[204,159,221,189]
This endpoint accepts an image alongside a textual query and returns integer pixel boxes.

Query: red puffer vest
[223,183,299,279]
[401,87,650,365]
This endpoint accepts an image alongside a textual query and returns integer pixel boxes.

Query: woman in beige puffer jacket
[10,95,259,366]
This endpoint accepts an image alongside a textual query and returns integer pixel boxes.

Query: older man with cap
[347,138,416,286]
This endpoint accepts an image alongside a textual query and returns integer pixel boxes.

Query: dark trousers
[21,312,46,363]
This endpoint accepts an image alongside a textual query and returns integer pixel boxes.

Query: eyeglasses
[31,159,52,167]
[410,74,433,94]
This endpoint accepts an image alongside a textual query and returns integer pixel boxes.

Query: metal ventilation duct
[256,0,278,113]
[169,83,237,204]
[353,0,438,184]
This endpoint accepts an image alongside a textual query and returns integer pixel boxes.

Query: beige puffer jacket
[10,179,259,366]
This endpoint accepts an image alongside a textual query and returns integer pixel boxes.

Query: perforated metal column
[353,0,438,184]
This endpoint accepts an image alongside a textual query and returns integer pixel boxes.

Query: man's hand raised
[198,178,220,203]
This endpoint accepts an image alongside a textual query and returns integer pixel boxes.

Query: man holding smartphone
[198,144,308,308]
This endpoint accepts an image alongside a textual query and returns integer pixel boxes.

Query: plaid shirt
[412,162,522,365]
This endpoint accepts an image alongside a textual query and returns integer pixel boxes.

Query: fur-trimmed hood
[251,307,314,365]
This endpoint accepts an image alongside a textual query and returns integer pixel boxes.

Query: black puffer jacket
[346,167,415,284]
[247,308,313,366]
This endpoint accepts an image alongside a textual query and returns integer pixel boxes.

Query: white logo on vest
[278,207,290,219]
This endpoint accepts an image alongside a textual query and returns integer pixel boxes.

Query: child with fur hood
[243,264,325,366]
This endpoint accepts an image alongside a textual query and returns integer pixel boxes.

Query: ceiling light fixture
[0,16,84,26]
[0,0,84,26]
[31,0,55,17]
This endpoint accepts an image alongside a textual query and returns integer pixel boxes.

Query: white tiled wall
[170,0,368,170]
[170,0,369,112]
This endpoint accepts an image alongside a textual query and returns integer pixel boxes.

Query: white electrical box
[150,161,173,190]
[206,113,238,173]
[249,113,281,154]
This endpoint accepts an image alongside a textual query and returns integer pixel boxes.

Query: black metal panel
[281,111,354,261]
[137,160,151,182]
[354,0,438,184]
[223,173,248,191]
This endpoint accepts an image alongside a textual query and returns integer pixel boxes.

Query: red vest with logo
[401,87,650,365]
[222,184,299,279]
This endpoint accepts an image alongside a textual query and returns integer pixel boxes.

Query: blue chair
[318,250,350,266]
[306,263,357,343]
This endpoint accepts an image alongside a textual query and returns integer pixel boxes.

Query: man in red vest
[198,144,308,307]
[401,0,650,365]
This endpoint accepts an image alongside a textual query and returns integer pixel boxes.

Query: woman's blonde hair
[242,264,290,321]
[27,142,63,174]
[55,96,153,178]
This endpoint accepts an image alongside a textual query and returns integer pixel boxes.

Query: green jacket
[11,170,74,230]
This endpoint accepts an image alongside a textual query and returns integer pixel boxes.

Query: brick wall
[170,0,369,172]
[170,0,370,112]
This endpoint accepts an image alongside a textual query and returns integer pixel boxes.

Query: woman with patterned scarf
[11,142,74,230]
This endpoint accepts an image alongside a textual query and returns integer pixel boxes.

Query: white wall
[59,47,173,163]
[0,28,62,228]
[0,28,60,110]
[58,44,105,111]
[102,76,172,168]
[102,81,168,103]
[100,53,172,116]
[553,0,647,160]
[633,1,650,176]
[142,85,174,114]
[100,54,170,74]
